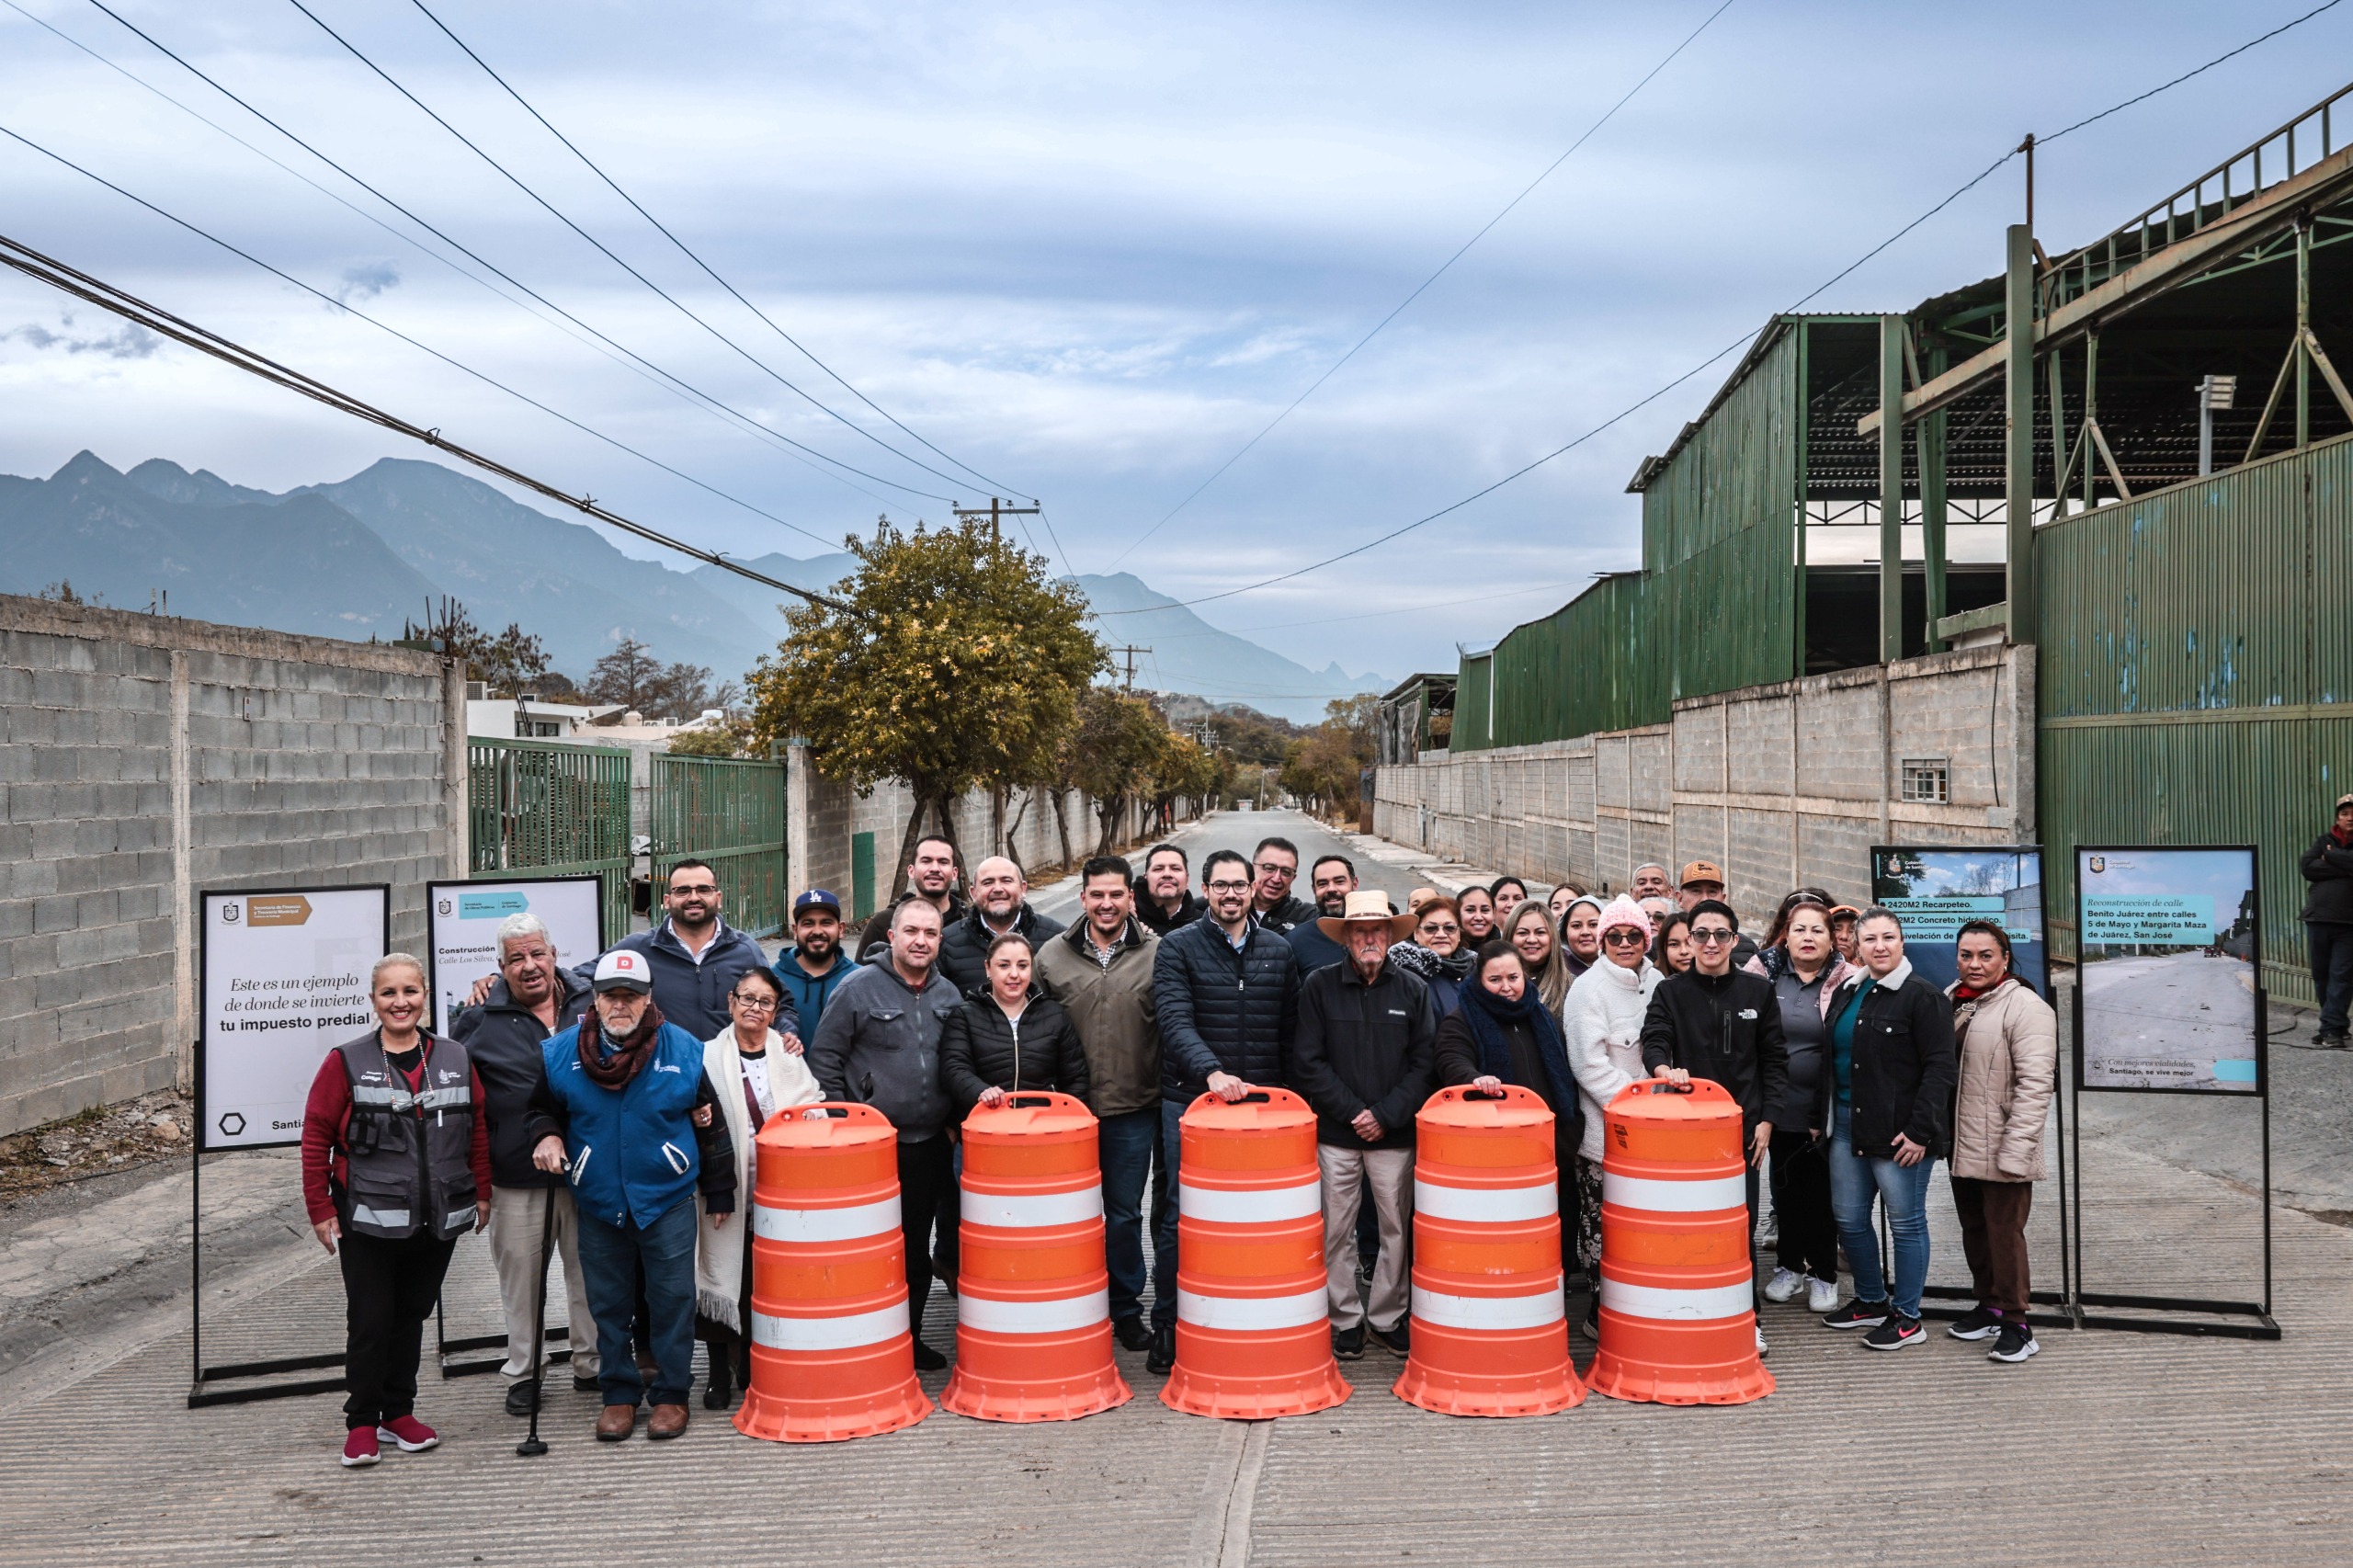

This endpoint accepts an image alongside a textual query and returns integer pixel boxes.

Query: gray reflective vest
[336,1033,481,1242]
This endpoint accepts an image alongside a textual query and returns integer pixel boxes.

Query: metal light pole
[2197,374,2237,477]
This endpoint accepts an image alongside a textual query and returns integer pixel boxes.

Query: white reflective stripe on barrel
[955,1288,1109,1335]
[1413,1177,1556,1222]
[1176,1179,1319,1224]
[752,1194,902,1244]
[751,1300,908,1351]
[961,1186,1103,1229]
[1602,1171,1746,1213]
[1412,1281,1565,1331]
[1599,1277,1754,1322]
[1176,1287,1329,1331]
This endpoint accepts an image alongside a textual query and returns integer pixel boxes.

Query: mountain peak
[50,450,121,487]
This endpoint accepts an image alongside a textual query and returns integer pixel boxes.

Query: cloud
[3,322,162,359]
[335,263,401,304]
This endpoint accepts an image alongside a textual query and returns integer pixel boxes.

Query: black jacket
[1639,967,1790,1133]
[1813,960,1959,1159]
[1252,894,1319,937]
[2302,832,2353,925]
[938,903,1068,995]
[1134,882,1207,935]
[940,990,1092,1114]
[448,970,593,1187]
[1152,915,1302,1102]
[1288,960,1436,1149]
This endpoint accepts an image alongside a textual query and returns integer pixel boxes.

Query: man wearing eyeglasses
[604,859,796,1046]
[1638,898,1788,1350]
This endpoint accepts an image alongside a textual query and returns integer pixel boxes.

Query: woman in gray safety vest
[301,951,493,1471]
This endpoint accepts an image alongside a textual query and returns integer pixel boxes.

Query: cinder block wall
[1373,643,2034,930]
[0,595,460,1136]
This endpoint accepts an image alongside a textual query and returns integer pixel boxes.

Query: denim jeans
[1827,1103,1936,1319]
[575,1195,699,1406]
[1099,1107,1165,1324]
[2309,922,2353,1036]
[1154,1099,1188,1330]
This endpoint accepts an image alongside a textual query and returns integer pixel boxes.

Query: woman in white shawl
[695,966,823,1410]
[1559,894,1662,1335]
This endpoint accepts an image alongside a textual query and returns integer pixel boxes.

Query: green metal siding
[1454,653,1494,752]
[468,736,633,940]
[1483,574,1663,748]
[2037,432,2353,1003]
[650,754,790,937]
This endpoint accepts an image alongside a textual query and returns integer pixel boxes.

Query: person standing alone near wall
[2298,792,2353,1049]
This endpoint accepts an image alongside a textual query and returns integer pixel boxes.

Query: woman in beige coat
[1945,918,2057,1365]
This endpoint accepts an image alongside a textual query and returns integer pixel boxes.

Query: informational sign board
[199,885,390,1151]
[1870,846,2048,998]
[2075,846,2261,1095]
[426,876,607,1033]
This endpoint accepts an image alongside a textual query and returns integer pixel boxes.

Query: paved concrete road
[2081,950,2260,1090]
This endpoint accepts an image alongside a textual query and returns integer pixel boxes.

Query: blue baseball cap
[793,888,843,917]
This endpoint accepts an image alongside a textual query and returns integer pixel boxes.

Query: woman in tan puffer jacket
[1945,918,2057,1365]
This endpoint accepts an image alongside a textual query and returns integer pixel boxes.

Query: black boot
[1146,1323,1176,1375]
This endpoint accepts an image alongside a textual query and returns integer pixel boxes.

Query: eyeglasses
[1602,929,1648,947]
[1420,921,1460,937]
[669,883,720,897]
[731,994,777,1011]
[1205,880,1252,893]
[1690,927,1737,945]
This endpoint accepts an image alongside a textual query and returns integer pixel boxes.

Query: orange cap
[1678,860,1725,889]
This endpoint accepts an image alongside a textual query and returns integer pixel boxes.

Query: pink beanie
[1596,893,1652,942]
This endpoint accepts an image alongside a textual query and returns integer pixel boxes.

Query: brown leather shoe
[646,1403,689,1440]
[595,1403,636,1442]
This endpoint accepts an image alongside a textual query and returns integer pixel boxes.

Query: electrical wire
[1103,0,2349,615]
[0,229,843,606]
[0,120,847,553]
[406,0,1029,503]
[1101,0,1738,570]
[80,0,959,506]
[284,0,987,502]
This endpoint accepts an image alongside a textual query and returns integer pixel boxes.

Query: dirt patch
[0,1092,195,1203]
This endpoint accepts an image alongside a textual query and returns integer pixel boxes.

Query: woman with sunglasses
[695,966,824,1410]
[1388,896,1473,1016]
[1559,895,1661,1335]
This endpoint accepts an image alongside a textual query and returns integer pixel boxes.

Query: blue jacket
[529,1020,712,1229]
[772,947,859,1040]
[602,920,787,1043]
[1152,916,1301,1103]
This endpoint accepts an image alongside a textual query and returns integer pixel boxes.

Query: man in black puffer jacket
[937,856,1067,994]
[1146,847,1302,1369]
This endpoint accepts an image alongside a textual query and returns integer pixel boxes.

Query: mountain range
[0,452,1384,721]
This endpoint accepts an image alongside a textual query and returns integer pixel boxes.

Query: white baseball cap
[592,949,653,994]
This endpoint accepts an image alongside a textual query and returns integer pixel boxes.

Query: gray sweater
[804,960,961,1142]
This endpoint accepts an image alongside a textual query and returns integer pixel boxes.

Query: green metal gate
[468,737,633,941]
[650,754,789,937]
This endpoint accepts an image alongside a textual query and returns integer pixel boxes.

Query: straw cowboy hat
[1317,889,1419,941]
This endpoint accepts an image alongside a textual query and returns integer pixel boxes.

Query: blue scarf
[1460,978,1584,1144]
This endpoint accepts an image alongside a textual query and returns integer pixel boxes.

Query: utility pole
[1107,645,1153,693]
[951,495,1040,540]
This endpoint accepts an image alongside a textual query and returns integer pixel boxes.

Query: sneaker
[339,1428,381,1469]
[376,1415,438,1452]
[1113,1314,1154,1353]
[1807,1277,1840,1314]
[1823,1299,1890,1331]
[1946,1306,2001,1341]
[1863,1314,1927,1350]
[1755,1323,1768,1358]
[1146,1324,1175,1376]
[1988,1321,2040,1363]
[1756,1218,1780,1250]
[1576,1299,1599,1342]
[1763,1267,1804,1303]
[1369,1319,1410,1358]
[1332,1324,1366,1360]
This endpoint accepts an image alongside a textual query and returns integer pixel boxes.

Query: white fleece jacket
[1561,957,1661,1163]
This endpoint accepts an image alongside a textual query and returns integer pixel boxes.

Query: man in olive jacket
[1037,855,1165,1350]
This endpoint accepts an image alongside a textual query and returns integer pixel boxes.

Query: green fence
[468,736,633,941]
[650,754,789,937]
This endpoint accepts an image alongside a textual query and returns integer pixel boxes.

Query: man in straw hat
[1288,891,1438,1360]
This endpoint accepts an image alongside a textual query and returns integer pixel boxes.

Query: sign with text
[2076,846,2261,1095]
[426,877,606,1032]
[1870,846,2048,999]
[199,885,390,1151]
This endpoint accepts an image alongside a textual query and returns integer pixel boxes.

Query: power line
[0,120,848,553]
[0,229,845,607]
[283,0,988,504]
[1101,0,1737,571]
[80,0,959,506]
[1104,0,2347,615]
[1115,577,1597,640]
[405,0,1029,503]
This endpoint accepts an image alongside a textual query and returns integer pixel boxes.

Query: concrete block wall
[1373,642,2034,931]
[0,595,459,1137]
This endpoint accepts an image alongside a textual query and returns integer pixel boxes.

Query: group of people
[300,832,2057,1471]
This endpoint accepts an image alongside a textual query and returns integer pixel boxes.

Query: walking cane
[516,1192,556,1458]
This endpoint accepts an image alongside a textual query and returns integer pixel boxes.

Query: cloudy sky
[2,0,2346,684]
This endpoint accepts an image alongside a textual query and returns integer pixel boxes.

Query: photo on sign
[426,877,607,1033]
[1870,846,2047,998]
[2076,846,2259,1094]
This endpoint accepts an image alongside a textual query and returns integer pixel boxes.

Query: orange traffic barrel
[1585,1078,1773,1406]
[734,1103,934,1442]
[943,1092,1132,1423]
[1162,1087,1350,1420]
[1394,1085,1583,1417]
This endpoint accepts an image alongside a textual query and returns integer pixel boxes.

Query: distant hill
[0,453,1384,717]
